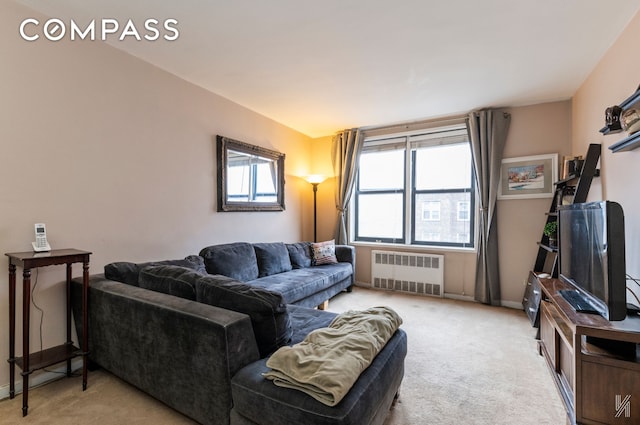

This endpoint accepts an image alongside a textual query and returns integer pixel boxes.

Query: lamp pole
[305,175,325,242]
[311,182,319,242]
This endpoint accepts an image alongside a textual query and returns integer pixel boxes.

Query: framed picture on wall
[498,153,558,200]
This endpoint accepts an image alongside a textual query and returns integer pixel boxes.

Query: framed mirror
[217,135,285,212]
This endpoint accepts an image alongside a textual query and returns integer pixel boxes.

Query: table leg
[22,268,31,417]
[8,263,16,399]
[65,264,72,377]
[82,260,89,390]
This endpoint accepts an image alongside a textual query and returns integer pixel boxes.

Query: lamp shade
[305,174,326,184]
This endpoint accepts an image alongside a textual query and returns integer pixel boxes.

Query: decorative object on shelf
[604,83,640,152]
[305,174,326,242]
[543,221,557,248]
[620,108,640,135]
[604,105,623,133]
[561,155,583,179]
[498,153,558,200]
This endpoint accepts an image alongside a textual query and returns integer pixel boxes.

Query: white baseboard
[0,358,83,401]
[444,293,475,302]
[500,300,524,310]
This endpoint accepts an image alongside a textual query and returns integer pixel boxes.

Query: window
[422,201,441,221]
[457,201,470,221]
[354,126,475,248]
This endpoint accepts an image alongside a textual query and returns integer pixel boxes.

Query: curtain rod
[360,113,468,139]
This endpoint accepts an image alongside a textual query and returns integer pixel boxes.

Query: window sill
[350,240,476,254]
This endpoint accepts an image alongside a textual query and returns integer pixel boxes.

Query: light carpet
[0,286,567,425]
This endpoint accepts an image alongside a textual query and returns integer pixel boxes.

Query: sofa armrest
[335,245,355,265]
[335,245,355,286]
[71,275,260,425]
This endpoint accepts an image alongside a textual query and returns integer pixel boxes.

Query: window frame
[353,126,475,249]
[353,152,406,244]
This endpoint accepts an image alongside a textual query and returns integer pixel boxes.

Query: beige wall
[0,1,315,389]
[498,101,572,304]
[572,11,640,281]
[309,135,337,242]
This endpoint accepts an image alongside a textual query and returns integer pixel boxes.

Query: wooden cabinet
[539,276,640,424]
[523,271,542,326]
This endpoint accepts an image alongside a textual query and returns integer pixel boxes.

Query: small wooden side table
[5,249,91,417]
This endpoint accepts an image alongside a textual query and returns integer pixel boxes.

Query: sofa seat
[246,263,353,304]
[199,241,355,309]
[229,306,408,425]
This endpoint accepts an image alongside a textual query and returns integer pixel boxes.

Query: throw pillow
[253,242,293,277]
[199,242,259,282]
[104,255,207,286]
[195,275,292,357]
[311,239,338,265]
[286,242,312,269]
[138,265,203,300]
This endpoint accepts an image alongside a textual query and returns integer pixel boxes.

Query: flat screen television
[557,200,627,321]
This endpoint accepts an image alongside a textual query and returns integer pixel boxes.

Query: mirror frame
[216,135,286,212]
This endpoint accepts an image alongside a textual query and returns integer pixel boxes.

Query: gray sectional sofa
[70,241,407,425]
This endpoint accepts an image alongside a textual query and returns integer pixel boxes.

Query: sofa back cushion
[286,242,313,269]
[199,242,259,282]
[195,274,292,357]
[311,239,338,265]
[104,255,206,286]
[253,242,292,277]
[138,265,204,300]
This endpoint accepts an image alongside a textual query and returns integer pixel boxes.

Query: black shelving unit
[522,143,601,328]
[600,85,640,152]
[609,131,640,153]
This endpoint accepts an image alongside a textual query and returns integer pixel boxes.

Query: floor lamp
[305,175,326,242]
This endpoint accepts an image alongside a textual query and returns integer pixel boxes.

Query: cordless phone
[32,223,51,252]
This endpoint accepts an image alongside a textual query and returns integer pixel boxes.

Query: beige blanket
[263,306,402,406]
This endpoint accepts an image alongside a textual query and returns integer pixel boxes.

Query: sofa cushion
[311,240,338,265]
[199,242,259,282]
[138,265,204,300]
[286,242,312,269]
[247,263,353,305]
[104,255,206,287]
[253,242,292,277]
[287,305,336,344]
[195,274,292,357]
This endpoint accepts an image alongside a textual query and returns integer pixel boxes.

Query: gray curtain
[331,128,364,244]
[466,109,511,305]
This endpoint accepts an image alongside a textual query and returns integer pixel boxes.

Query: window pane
[255,163,277,201]
[359,150,404,190]
[414,143,471,190]
[227,165,249,200]
[414,192,471,244]
[357,193,403,239]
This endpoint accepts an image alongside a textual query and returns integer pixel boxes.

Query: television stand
[558,289,599,315]
[539,276,640,424]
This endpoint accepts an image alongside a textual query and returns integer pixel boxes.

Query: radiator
[371,250,444,297]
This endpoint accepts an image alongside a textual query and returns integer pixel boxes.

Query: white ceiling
[15,0,640,137]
